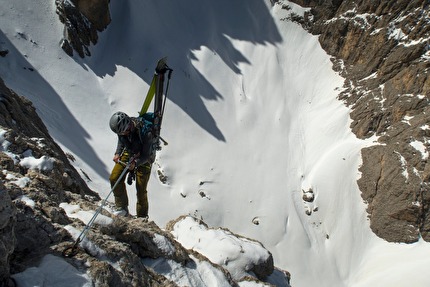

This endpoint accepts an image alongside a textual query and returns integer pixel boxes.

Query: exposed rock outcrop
[166,215,275,281]
[55,0,111,58]
[0,76,99,282]
[0,182,16,287]
[0,77,96,198]
[282,0,430,242]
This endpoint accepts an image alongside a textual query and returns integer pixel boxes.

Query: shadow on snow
[0,30,110,181]
[81,0,283,142]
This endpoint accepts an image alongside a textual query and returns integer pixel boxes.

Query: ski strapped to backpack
[138,58,173,161]
[139,57,173,117]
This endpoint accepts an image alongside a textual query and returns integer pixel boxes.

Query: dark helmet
[109,112,131,134]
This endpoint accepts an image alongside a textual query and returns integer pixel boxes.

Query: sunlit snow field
[1,0,430,286]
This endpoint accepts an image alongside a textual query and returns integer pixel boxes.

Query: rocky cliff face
[0,76,94,284]
[284,0,430,243]
[0,77,287,286]
[0,181,16,287]
[55,0,111,58]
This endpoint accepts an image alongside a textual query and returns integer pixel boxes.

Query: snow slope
[1,0,430,286]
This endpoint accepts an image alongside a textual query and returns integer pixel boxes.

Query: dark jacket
[115,117,156,165]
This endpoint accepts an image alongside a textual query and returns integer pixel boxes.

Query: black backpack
[137,112,159,164]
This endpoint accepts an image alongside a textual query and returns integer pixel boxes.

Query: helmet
[109,112,131,134]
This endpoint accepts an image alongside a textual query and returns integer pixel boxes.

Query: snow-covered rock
[167,215,274,281]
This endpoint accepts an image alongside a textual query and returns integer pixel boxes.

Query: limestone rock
[101,217,190,263]
[358,145,423,242]
[284,0,430,243]
[0,77,99,274]
[74,0,111,31]
[55,0,111,58]
[166,215,275,281]
[0,187,16,284]
[0,77,97,198]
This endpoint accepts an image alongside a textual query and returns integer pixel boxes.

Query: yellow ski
[139,57,169,116]
[139,75,156,116]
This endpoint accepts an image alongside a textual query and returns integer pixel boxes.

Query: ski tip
[158,56,167,63]
[155,57,170,74]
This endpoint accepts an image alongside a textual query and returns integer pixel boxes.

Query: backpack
[137,112,159,164]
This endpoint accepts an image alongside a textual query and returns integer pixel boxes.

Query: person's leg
[135,163,151,218]
[109,155,129,211]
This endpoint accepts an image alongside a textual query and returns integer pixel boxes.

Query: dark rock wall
[286,0,430,242]
[55,0,111,58]
[0,77,96,197]
[0,182,16,287]
[0,77,97,282]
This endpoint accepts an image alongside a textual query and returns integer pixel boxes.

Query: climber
[109,111,156,218]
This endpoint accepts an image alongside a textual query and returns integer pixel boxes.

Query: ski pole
[62,158,134,257]
[160,67,173,127]
[159,136,168,146]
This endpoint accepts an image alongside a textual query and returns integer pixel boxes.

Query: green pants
[109,154,152,217]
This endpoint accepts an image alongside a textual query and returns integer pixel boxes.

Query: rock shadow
[0,30,109,181]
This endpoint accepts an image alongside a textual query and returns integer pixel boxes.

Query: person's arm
[113,137,125,162]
